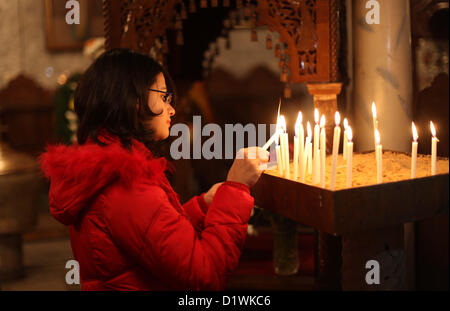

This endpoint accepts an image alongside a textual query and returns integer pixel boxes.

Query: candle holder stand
[252,152,449,290]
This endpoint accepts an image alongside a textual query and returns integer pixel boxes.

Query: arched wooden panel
[102,0,340,83]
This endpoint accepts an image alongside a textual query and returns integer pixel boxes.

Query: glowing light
[375,128,381,145]
[412,122,418,142]
[335,111,340,126]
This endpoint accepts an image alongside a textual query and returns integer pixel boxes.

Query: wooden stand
[252,165,449,290]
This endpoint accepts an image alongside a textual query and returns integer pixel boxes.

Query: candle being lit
[302,121,312,181]
[347,126,353,188]
[320,115,326,187]
[411,122,418,178]
[375,128,382,184]
[279,115,290,179]
[275,136,283,176]
[313,108,320,184]
[278,116,286,174]
[275,115,284,175]
[343,118,348,160]
[330,112,341,190]
[293,112,303,180]
[430,121,439,176]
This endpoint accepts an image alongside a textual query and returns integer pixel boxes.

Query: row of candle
[263,102,440,189]
[264,108,354,189]
[371,102,440,180]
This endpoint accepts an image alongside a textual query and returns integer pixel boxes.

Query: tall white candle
[313,108,320,184]
[294,131,299,180]
[300,122,312,182]
[276,138,283,176]
[330,112,341,190]
[283,132,290,179]
[375,129,382,184]
[411,122,418,179]
[296,112,304,181]
[430,121,438,176]
[343,118,348,160]
[347,126,353,188]
[320,115,326,188]
[276,115,285,174]
[372,102,379,150]
[293,112,303,180]
[279,115,289,179]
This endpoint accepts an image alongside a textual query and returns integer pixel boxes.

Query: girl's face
[146,72,175,141]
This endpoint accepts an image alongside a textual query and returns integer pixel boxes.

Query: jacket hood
[39,133,172,225]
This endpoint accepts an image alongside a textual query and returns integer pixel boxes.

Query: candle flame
[295,112,302,137]
[335,111,340,126]
[314,108,319,124]
[307,121,312,138]
[275,99,281,131]
[320,115,325,127]
[372,102,377,119]
[375,128,381,145]
[277,99,281,120]
[412,122,418,142]
[343,118,348,129]
[430,121,437,137]
[347,126,353,141]
[279,115,287,132]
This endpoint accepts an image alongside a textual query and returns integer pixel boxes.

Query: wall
[0,0,92,90]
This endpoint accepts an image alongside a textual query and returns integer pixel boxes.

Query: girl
[40,49,268,290]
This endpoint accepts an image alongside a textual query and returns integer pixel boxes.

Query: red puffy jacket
[39,132,254,290]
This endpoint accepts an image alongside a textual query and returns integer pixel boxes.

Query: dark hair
[74,48,175,149]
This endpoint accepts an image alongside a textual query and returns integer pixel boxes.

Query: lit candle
[278,116,286,173]
[320,115,326,187]
[313,108,320,184]
[299,112,305,180]
[330,112,341,190]
[430,121,439,176]
[372,102,378,150]
[275,136,283,176]
[372,102,378,130]
[302,122,312,181]
[275,115,284,175]
[375,128,382,184]
[280,115,290,179]
[293,112,303,180]
[343,118,348,160]
[411,122,418,178]
[347,126,353,188]
[294,128,299,180]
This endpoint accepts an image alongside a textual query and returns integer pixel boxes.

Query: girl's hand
[204,182,224,205]
[226,147,269,188]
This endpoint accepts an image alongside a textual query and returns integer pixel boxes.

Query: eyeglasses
[148,88,173,104]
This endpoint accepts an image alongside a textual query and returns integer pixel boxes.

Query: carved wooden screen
[102,0,339,83]
[256,0,331,82]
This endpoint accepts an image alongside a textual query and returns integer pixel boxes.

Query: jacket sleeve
[107,181,254,290]
[182,194,209,233]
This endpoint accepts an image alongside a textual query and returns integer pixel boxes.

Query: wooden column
[306,83,342,153]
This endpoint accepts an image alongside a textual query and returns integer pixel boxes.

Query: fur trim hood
[39,133,171,225]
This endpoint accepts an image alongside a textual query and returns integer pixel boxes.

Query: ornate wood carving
[102,0,339,83]
[256,0,330,82]
[103,0,178,53]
